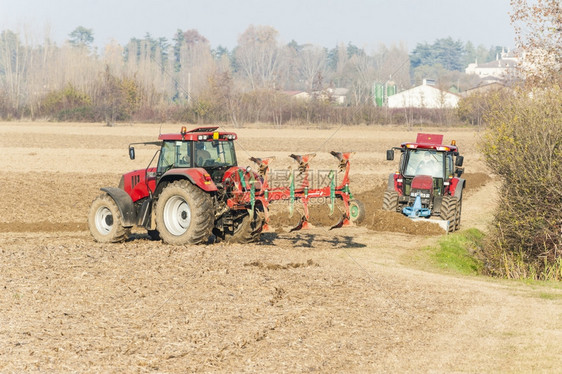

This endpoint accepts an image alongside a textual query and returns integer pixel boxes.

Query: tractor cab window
[405,149,444,178]
[445,154,454,178]
[195,140,237,167]
[158,141,192,174]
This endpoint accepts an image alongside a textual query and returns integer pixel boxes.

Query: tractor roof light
[451,140,456,146]
[213,131,219,140]
[180,126,187,135]
[436,146,450,151]
[406,144,417,149]
[197,135,208,141]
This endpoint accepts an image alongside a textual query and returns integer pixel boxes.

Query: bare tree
[235,25,281,90]
[348,53,375,105]
[176,29,215,102]
[374,42,410,89]
[0,30,30,114]
[298,45,327,92]
[511,0,562,85]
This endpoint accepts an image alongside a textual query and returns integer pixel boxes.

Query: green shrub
[40,84,93,120]
[480,85,562,280]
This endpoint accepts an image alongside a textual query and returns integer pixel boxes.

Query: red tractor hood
[411,175,434,190]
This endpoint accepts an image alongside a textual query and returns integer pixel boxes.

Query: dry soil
[0,122,560,373]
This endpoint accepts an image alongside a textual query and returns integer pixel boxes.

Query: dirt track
[1,122,561,372]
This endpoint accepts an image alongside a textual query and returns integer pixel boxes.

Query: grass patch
[538,292,562,300]
[425,228,484,275]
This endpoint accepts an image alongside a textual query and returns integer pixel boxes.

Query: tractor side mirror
[455,155,464,167]
[129,146,135,160]
[386,149,394,161]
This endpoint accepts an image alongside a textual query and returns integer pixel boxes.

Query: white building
[465,49,518,79]
[387,79,460,109]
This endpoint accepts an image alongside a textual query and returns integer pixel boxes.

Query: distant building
[326,87,348,105]
[387,79,460,109]
[283,91,310,100]
[283,88,348,105]
[465,49,519,80]
[463,82,506,96]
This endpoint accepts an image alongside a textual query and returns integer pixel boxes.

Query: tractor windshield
[404,149,444,178]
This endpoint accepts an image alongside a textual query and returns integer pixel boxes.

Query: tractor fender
[160,168,218,192]
[450,178,465,199]
[101,187,137,227]
[389,173,404,195]
[387,173,395,190]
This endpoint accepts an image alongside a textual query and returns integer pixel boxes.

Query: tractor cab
[126,127,240,189]
[156,126,238,185]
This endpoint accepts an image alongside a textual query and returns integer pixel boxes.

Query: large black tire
[225,210,264,244]
[349,199,366,224]
[155,180,214,245]
[454,197,462,231]
[382,190,399,212]
[440,195,458,233]
[88,193,130,243]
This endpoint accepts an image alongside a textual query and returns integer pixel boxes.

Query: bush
[480,85,562,280]
[39,84,94,121]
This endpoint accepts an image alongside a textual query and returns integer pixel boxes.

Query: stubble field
[0,122,561,372]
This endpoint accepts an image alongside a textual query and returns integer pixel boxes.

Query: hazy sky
[0,0,516,52]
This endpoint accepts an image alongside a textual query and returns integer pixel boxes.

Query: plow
[88,126,365,245]
[247,151,364,232]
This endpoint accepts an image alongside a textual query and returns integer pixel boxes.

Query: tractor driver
[195,142,212,166]
[416,151,438,176]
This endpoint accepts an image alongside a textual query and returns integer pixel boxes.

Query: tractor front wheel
[382,190,399,212]
[156,180,213,245]
[454,197,462,231]
[440,195,459,233]
[88,194,130,243]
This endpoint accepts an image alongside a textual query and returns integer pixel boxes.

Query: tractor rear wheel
[382,191,399,212]
[349,199,365,224]
[225,210,264,244]
[155,180,213,245]
[88,193,130,243]
[440,195,458,233]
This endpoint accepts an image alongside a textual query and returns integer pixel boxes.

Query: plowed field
[1,122,561,372]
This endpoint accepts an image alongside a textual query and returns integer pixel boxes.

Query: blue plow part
[403,194,431,218]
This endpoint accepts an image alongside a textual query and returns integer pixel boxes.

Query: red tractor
[88,126,364,245]
[383,133,465,232]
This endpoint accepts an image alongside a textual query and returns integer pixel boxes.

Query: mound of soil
[365,210,445,235]
[463,172,492,196]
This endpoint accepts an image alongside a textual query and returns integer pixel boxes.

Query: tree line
[0,24,505,125]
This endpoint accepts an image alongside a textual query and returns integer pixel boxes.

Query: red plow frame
[229,151,360,232]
